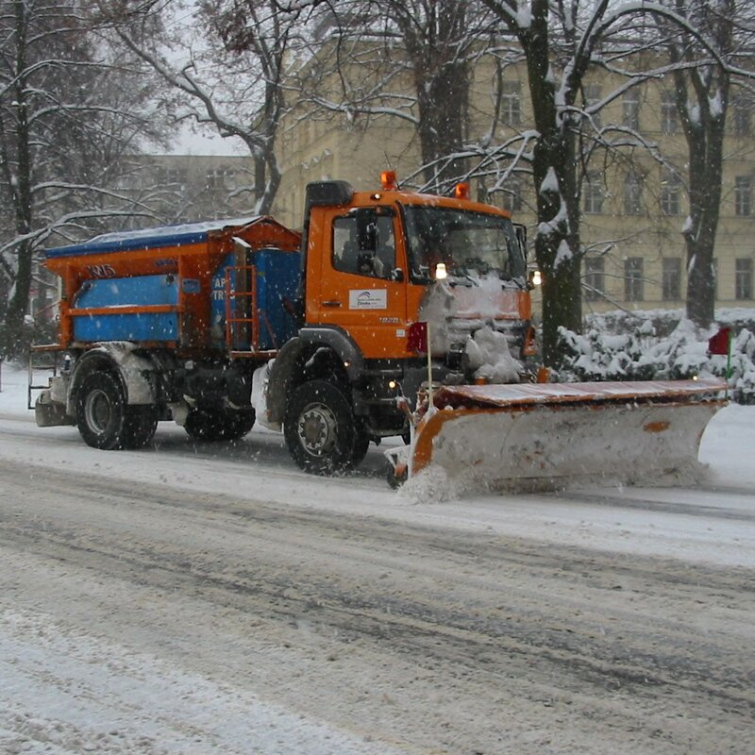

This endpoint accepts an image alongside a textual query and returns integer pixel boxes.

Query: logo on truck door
[86,264,117,278]
[349,289,387,310]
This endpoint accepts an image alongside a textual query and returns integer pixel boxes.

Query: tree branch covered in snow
[0,0,168,357]
[558,309,755,403]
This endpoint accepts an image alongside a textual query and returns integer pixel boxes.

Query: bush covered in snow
[557,308,755,404]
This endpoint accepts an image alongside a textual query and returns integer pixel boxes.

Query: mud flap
[398,378,727,493]
[35,389,75,427]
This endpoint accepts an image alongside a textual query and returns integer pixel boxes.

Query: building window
[206,168,224,189]
[662,257,682,300]
[583,172,604,214]
[624,172,643,215]
[661,91,677,134]
[622,91,640,130]
[584,257,605,302]
[661,170,682,215]
[733,96,751,137]
[735,258,753,300]
[501,179,522,212]
[501,81,522,126]
[155,167,187,189]
[583,84,602,128]
[735,176,752,217]
[206,167,237,191]
[625,257,644,302]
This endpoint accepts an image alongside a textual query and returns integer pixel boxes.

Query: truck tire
[351,424,371,466]
[184,408,255,442]
[122,406,159,450]
[284,380,361,475]
[76,371,156,450]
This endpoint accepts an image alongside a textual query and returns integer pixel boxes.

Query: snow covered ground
[2,363,753,567]
[1,362,754,754]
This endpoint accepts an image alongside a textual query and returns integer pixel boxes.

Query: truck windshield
[402,205,526,284]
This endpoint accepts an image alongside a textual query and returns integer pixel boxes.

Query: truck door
[313,206,407,360]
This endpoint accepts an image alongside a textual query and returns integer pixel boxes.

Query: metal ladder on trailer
[224,265,279,356]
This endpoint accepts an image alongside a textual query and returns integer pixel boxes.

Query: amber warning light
[381,170,398,191]
[454,183,470,200]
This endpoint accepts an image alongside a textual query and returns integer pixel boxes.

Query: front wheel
[284,381,360,475]
[351,426,371,467]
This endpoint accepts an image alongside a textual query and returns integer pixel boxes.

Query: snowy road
[1,374,754,754]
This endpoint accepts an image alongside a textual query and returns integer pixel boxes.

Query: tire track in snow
[1,452,754,754]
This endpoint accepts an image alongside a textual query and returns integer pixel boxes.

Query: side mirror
[514,223,527,260]
[390,267,404,283]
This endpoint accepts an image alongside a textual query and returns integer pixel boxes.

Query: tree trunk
[532,134,583,365]
[414,57,469,189]
[521,5,583,367]
[684,129,724,328]
[2,0,34,356]
[672,8,731,330]
[395,0,470,192]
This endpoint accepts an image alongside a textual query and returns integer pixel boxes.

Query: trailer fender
[67,343,158,416]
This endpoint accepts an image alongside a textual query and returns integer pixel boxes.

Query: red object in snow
[708,327,731,356]
[408,321,428,353]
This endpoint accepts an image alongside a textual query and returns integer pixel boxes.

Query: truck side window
[332,210,396,279]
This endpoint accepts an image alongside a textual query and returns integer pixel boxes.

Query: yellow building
[128,154,258,224]
[274,58,754,315]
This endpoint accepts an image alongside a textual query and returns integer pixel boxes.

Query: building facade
[273,57,754,315]
[125,154,259,225]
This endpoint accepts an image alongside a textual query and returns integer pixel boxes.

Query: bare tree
[476,1,623,363]
[304,1,499,192]
[656,0,755,329]
[103,0,317,214]
[0,0,165,356]
[478,0,755,361]
[369,0,473,189]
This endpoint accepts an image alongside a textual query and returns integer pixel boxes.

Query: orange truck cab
[32,173,536,476]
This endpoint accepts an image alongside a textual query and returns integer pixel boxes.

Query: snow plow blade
[393,378,727,492]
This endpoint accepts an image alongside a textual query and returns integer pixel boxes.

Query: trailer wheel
[75,372,132,450]
[184,408,255,442]
[122,406,159,450]
[284,380,359,475]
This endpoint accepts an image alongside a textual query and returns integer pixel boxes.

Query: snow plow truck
[32,171,726,489]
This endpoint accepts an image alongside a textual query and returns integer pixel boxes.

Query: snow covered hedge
[557,309,755,404]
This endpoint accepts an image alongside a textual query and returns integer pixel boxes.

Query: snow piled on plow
[465,326,521,383]
[400,399,719,504]
[399,463,462,504]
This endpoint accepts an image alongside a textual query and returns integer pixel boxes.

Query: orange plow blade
[392,378,727,493]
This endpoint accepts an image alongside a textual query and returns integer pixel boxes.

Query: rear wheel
[184,408,255,442]
[76,371,156,450]
[122,405,159,450]
[284,380,360,475]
